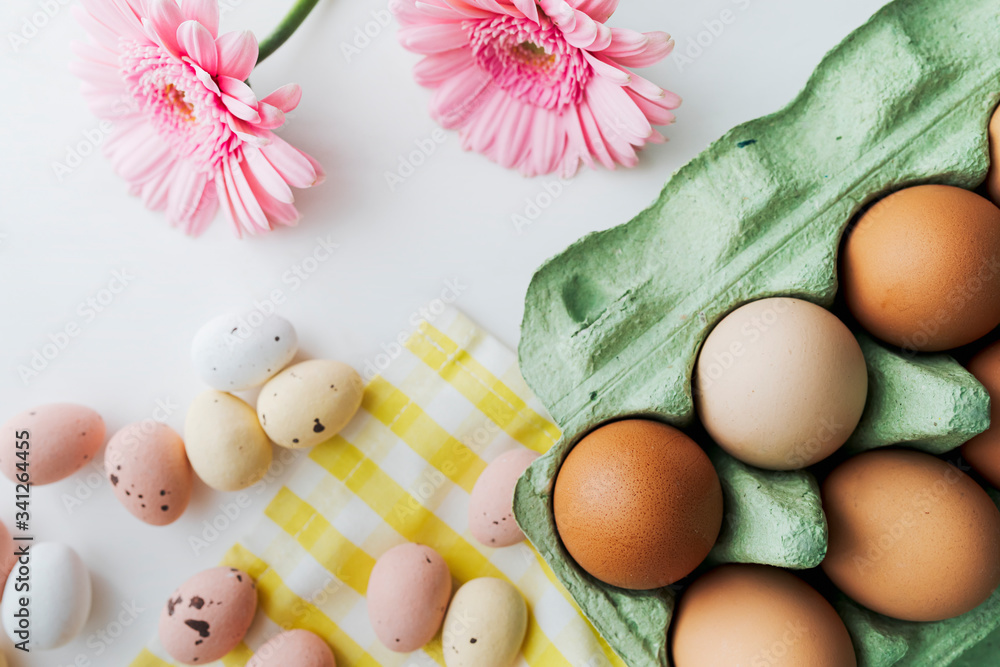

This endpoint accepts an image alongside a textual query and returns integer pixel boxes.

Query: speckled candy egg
[442,578,526,667]
[192,312,298,392]
[185,391,272,491]
[105,421,193,526]
[247,629,336,667]
[368,543,451,652]
[469,449,539,547]
[159,567,258,665]
[2,542,91,650]
[0,404,105,485]
[257,360,363,449]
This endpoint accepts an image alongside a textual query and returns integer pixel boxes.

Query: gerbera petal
[180,0,219,37]
[256,103,286,130]
[399,23,471,53]
[227,157,269,232]
[510,0,538,23]
[216,30,259,81]
[142,0,185,58]
[261,84,302,113]
[413,48,474,87]
[430,65,492,128]
[244,147,294,204]
[78,0,147,43]
[582,50,630,86]
[222,94,261,123]
[177,20,218,74]
[260,137,322,189]
[217,75,258,107]
[604,31,674,68]
[572,0,618,23]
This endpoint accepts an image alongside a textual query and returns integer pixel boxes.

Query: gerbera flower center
[163,84,196,123]
[119,43,235,172]
[469,15,591,111]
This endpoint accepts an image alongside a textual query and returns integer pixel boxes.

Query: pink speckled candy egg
[367,543,451,652]
[247,629,336,667]
[159,567,257,665]
[105,421,193,526]
[469,449,540,548]
[0,404,105,485]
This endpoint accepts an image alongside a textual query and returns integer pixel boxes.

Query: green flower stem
[256,0,323,66]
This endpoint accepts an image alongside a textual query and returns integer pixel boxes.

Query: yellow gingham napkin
[132,308,625,667]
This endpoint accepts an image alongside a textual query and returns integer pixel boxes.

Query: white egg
[2,542,91,650]
[191,312,298,391]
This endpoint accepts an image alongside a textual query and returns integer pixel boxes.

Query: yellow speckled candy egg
[159,567,257,665]
[105,421,193,526]
[185,391,272,491]
[0,404,105,485]
[257,360,363,449]
[442,578,527,667]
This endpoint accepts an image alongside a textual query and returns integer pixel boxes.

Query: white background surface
[0,0,887,664]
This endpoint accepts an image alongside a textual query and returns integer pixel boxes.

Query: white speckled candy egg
[0,404,105,485]
[368,543,451,652]
[192,312,298,392]
[2,542,91,650]
[185,391,272,491]
[469,449,540,548]
[442,578,527,667]
[105,421,193,526]
[247,629,336,667]
[257,360,363,449]
[159,567,257,665]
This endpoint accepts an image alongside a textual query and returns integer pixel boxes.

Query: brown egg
[962,340,1000,489]
[671,564,856,667]
[987,104,1000,206]
[840,185,1000,351]
[822,449,1000,622]
[553,420,723,590]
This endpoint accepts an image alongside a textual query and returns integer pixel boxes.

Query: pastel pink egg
[159,567,257,665]
[0,404,105,485]
[469,449,540,548]
[105,421,193,526]
[367,543,451,652]
[247,629,336,667]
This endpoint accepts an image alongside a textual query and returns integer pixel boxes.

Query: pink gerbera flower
[390,0,680,177]
[72,0,325,236]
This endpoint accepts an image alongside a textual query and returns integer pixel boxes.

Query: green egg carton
[512,0,1000,664]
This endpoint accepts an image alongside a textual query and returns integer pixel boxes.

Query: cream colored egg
[442,578,527,667]
[694,297,867,470]
[185,391,272,491]
[257,360,363,449]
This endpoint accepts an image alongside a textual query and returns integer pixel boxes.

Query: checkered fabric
[131,308,624,667]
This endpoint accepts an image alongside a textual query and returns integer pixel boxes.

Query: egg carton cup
[512,0,1000,665]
